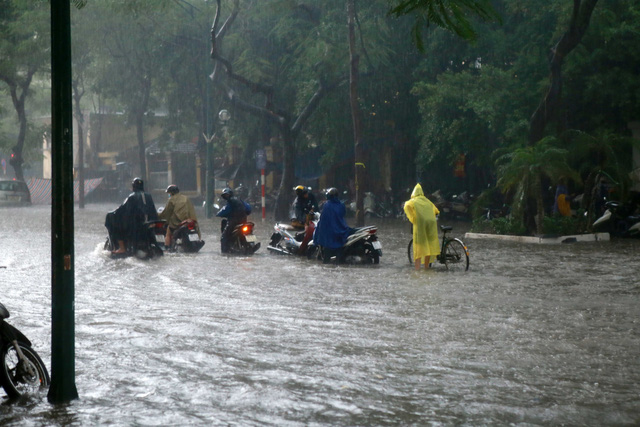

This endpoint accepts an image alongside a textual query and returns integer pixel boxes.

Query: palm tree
[562,130,639,224]
[496,137,580,235]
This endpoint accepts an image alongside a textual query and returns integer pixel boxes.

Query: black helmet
[221,187,233,200]
[132,177,144,191]
[326,187,339,198]
[166,184,179,195]
[294,185,307,197]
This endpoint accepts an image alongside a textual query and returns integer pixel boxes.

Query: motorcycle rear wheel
[363,242,380,264]
[0,342,50,399]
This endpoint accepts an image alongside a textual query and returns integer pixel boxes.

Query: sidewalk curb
[464,232,610,244]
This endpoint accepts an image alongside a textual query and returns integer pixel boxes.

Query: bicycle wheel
[407,239,413,264]
[0,342,50,398]
[442,238,469,271]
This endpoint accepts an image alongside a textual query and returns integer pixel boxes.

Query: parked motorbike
[268,213,319,256]
[0,302,50,399]
[431,190,473,220]
[592,200,640,237]
[165,219,205,253]
[364,192,401,219]
[104,211,165,259]
[221,218,261,255]
[308,225,383,264]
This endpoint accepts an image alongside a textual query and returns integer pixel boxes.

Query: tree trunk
[528,0,599,144]
[6,82,30,182]
[9,99,27,182]
[534,174,545,235]
[348,0,364,227]
[134,78,151,180]
[135,110,147,181]
[72,81,85,208]
[274,126,296,221]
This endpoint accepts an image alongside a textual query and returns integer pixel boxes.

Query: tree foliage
[0,0,638,234]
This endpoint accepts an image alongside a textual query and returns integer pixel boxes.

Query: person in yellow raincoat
[403,183,440,270]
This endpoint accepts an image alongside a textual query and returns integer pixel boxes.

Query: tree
[88,2,171,179]
[388,0,501,50]
[0,0,50,181]
[210,0,351,220]
[562,129,640,224]
[528,0,599,144]
[70,5,95,208]
[347,0,365,226]
[496,137,580,235]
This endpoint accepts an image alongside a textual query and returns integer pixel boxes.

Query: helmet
[166,185,179,195]
[221,187,233,200]
[132,177,144,191]
[325,187,339,198]
[294,185,307,197]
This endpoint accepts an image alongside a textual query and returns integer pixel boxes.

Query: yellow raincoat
[403,184,440,261]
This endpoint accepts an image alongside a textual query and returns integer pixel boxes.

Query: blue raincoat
[313,197,352,249]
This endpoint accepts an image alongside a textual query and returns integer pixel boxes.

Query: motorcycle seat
[277,223,302,231]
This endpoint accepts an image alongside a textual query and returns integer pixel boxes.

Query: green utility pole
[48,0,79,404]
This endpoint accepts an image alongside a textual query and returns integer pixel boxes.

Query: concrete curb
[464,232,610,244]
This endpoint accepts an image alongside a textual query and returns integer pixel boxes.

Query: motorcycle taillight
[242,224,253,235]
[368,227,377,234]
[187,222,195,230]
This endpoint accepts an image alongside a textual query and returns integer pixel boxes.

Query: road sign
[255,149,266,170]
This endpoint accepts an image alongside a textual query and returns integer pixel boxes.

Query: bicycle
[407,225,469,271]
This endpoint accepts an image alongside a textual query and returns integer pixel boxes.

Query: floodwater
[0,203,639,426]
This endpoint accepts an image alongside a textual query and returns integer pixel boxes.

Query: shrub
[469,216,526,235]
[542,214,588,236]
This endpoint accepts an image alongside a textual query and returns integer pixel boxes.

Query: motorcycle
[592,200,640,237]
[364,192,400,219]
[431,190,473,220]
[165,219,205,253]
[0,302,50,399]
[104,211,165,259]
[220,218,261,255]
[308,225,383,264]
[267,212,319,256]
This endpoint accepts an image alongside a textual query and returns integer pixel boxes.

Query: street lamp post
[204,109,230,218]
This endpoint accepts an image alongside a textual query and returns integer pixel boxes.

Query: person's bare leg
[424,256,431,268]
[112,240,126,254]
[164,229,171,247]
[414,258,421,270]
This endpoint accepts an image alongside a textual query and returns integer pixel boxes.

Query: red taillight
[187,223,195,230]
[369,227,377,234]
[155,223,165,229]
[242,225,250,234]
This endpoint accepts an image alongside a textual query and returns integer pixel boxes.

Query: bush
[542,214,588,236]
[470,216,526,235]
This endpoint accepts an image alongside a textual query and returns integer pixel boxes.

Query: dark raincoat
[313,197,351,249]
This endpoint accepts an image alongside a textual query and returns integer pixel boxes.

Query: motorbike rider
[216,187,251,253]
[292,185,319,254]
[313,187,353,263]
[158,184,201,248]
[105,177,158,255]
[292,185,319,228]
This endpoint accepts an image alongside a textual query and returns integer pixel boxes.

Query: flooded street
[1,203,639,425]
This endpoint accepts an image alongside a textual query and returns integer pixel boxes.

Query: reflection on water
[1,204,639,425]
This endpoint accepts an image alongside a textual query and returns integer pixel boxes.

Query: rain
[1,1,640,425]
